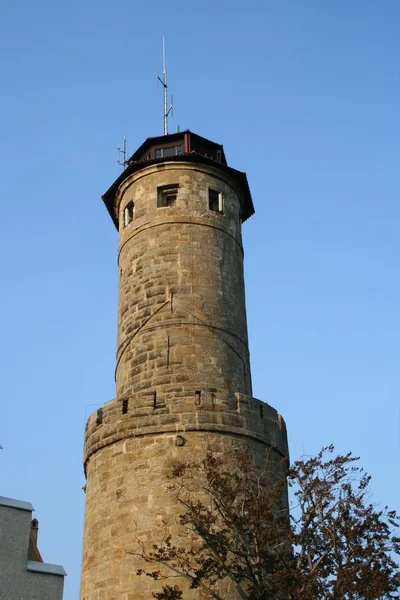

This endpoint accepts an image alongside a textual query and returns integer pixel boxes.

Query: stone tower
[80,131,289,600]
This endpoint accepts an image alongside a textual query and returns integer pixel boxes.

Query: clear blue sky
[1,2,399,598]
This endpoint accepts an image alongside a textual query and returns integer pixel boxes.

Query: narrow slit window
[208,189,223,214]
[124,201,134,226]
[96,408,103,425]
[157,184,178,208]
[122,399,128,414]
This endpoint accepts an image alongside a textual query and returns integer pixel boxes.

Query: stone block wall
[80,156,289,600]
[81,394,288,600]
[115,163,252,400]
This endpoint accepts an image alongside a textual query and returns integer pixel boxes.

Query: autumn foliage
[135,446,400,599]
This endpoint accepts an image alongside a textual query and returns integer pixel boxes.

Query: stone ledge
[84,392,289,470]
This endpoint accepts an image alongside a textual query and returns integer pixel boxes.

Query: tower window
[124,201,134,226]
[157,184,178,208]
[209,189,223,214]
[155,145,184,158]
[96,408,103,425]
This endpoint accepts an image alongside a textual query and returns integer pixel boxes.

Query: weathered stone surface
[80,157,289,600]
[113,164,251,401]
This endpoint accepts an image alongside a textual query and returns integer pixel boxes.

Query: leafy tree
[134,446,400,600]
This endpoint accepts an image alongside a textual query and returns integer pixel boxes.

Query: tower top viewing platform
[102,130,254,228]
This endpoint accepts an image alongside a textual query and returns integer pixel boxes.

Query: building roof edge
[27,560,67,577]
[0,496,34,512]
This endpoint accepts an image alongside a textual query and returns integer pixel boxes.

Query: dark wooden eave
[102,133,254,229]
[127,130,227,165]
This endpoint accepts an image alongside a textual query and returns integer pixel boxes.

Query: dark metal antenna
[117,133,127,170]
[157,37,173,135]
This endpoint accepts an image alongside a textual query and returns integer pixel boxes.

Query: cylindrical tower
[80,131,288,600]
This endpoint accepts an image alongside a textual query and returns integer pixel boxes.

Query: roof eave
[102,154,254,230]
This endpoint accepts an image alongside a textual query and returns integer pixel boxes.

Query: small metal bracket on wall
[166,335,170,367]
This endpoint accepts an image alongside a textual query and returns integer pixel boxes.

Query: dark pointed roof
[102,130,254,229]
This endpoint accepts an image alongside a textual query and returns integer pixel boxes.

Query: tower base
[80,393,289,600]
